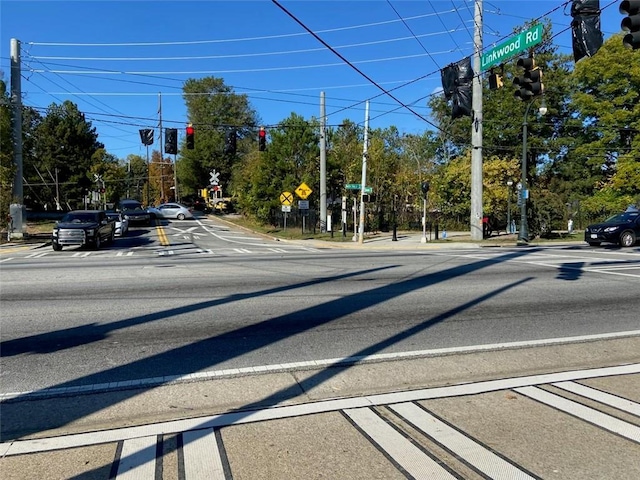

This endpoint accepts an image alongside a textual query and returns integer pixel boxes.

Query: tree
[0,78,14,220]
[180,77,260,196]
[30,101,103,210]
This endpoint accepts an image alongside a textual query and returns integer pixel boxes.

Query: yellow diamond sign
[295,182,312,199]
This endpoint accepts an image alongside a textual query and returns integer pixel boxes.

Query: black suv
[585,208,640,248]
[118,199,152,226]
[52,210,115,251]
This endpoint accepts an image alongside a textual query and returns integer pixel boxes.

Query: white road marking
[390,402,536,479]
[3,361,639,456]
[344,407,457,479]
[182,429,226,480]
[115,435,157,479]
[552,381,640,416]
[514,386,640,442]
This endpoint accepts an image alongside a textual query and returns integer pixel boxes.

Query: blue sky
[1,1,625,161]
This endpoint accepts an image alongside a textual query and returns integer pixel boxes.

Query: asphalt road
[1,217,639,478]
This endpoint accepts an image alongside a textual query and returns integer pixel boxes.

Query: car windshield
[61,213,98,223]
[605,212,639,223]
[121,202,143,211]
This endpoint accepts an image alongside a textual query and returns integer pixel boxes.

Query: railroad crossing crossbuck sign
[280,191,293,206]
[295,182,312,199]
[209,170,220,186]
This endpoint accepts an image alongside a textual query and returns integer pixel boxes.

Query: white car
[148,203,194,220]
[106,212,129,236]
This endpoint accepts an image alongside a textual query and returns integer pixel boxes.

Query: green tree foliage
[180,77,259,194]
[0,78,14,220]
[27,101,103,210]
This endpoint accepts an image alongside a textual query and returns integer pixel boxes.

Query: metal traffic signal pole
[358,101,369,244]
[319,92,327,233]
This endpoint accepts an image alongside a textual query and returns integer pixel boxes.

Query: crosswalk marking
[26,251,49,258]
[182,429,226,480]
[552,381,640,416]
[514,386,640,443]
[116,435,157,479]
[345,407,457,479]
[390,402,537,479]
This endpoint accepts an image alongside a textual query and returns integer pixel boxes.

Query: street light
[519,98,547,243]
[507,180,513,234]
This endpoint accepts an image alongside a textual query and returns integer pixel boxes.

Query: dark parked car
[118,199,151,226]
[585,209,640,248]
[52,210,115,251]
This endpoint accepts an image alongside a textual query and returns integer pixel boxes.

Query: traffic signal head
[421,181,430,196]
[186,124,195,150]
[165,128,178,154]
[258,126,266,151]
[225,129,237,155]
[513,57,543,100]
[621,0,640,50]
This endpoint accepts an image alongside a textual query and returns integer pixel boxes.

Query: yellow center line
[156,224,170,246]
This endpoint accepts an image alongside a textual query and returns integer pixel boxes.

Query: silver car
[149,203,194,220]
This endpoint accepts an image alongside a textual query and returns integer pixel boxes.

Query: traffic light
[139,128,154,146]
[225,129,237,155]
[621,0,640,50]
[165,128,178,154]
[513,57,543,101]
[186,124,195,150]
[488,67,503,90]
[258,126,266,151]
[421,181,430,197]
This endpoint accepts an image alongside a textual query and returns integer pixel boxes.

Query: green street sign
[345,184,372,193]
[481,24,543,72]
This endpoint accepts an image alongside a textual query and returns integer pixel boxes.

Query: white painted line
[268,248,287,253]
[233,248,252,254]
[182,429,225,480]
[3,363,639,457]
[344,408,456,479]
[390,403,535,479]
[26,252,49,258]
[0,257,13,263]
[115,435,157,480]
[514,386,640,443]
[72,252,92,257]
[552,381,640,416]
[3,331,640,402]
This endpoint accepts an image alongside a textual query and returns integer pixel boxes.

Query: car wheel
[177,213,185,220]
[52,242,62,251]
[619,230,636,248]
[587,242,601,247]
[94,236,101,250]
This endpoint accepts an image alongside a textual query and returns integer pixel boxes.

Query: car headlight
[604,226,619,232]
[52,229,58,237]
[86,229,95,236]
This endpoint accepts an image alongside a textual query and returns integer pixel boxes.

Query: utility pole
[319,92,327,232]
[10,38,24,239]
[358,101,369,244]
[470,0,484,241]
[158,93,163,204]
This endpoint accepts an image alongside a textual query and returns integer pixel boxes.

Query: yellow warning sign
[295,182,312,199]
[280,191,293,206]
